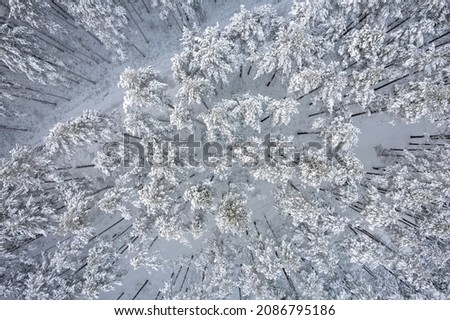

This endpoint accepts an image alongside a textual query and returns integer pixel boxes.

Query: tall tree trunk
[132,44,146,58]
[121,0,149,43]
[132,280,149,300]
[386,16,410,33]
[129,1,144,22]
[141,0,150,14]
[247,64,253,75]
[0,125,29,132]
[266,70,277,87]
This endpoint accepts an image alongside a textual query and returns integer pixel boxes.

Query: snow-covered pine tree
[229,94,265,132]
[201,105,235,140]
[256,1,328,83]
[139,178,172,215]
[225,5,280,75]
[7,0,62,33]
[176,76,214,107]
[268,97,299,126]
[57,180,95,242]
[216,193,250,235]
[0,24,66,85]
[62,0,128,61]
[389,81,450,123]
[274,184,325,227]
[152,0,205,26]
[118,66,174,138]
[172,24,241,88]
[184,182,213,211]
[170,103,194,130]
[119,66,170,113]
[0,145,58,248]
[45,109,115,156]
[81,238,123,299]
[98,181,132,219]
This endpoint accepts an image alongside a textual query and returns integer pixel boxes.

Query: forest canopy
[1,0,450,300]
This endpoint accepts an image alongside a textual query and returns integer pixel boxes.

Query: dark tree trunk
[132,280,149,300]
[266,70,277,87]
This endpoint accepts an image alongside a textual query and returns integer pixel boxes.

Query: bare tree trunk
[374,74,409,91]
[112,225,133,241]
[297,131,320,135]
[132,43,146,58]
[121,0,150,44]
[22,86,70,101]
[247,64,253,75]
[1,81,70,101]
[266,70,277,87]
[48,9,79,30]
[260,115,271,123]
[436,39,450,48]
[386,16,410,33]
[170,12,184,32]
[308,110,325,117]
[179,255,194,292]
[132,280,149,300]
[89,218,125,242]
[129,1,144,22]
[8,93,57,106]
[339,10,371,40]
[141,0,150,14]
[201,98,209,110]
[429,30,450,44]
[64,69,96,84]
[31,33,92,65]
[50,0,75,21]
[0,125,29,132]
[78,39,111,64]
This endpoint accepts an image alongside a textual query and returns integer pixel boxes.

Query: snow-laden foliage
[225,4,280,63]
[1,0,450,301]
[151,0,205,24]
[8,0,61,33]
[118,66,169,113]
[45,110,114,155]
[62,0,128,61]
[0,25,65,84]
[389,82,450,123]
[216,193,250,235]
[172,25,241,87]
[81,239,123,299]
[184,183,213,211]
